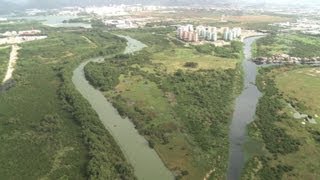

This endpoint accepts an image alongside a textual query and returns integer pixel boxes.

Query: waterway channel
[227,36,263,180]
[72,36,173,180]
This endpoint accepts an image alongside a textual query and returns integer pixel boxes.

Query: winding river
[72,36,173,180]
[227,36,263,180]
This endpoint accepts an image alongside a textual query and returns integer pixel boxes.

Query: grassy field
[0,22,134,179]
[152,48,237,73]
[0,46,10,81]
[275,67,320,117]
[85,27,243,179]
[113,74,209,179]
[252,33,320,58]
[243,66,320,180]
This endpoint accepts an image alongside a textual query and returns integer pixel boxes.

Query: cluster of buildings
[104,17,153,29]
[1,30,42,37]
[104,19,137,29]
[273,18,320,35]
[85,6,129,17]
[177,25,200,42]
[223,27,242,41]
[253,54,320,65]
[0,30,46,45]
[177,24,241,43]
[195,26,218,41]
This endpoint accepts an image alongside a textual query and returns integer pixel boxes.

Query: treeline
[87,31,127,56]
[243,67,301,179]
[84,61,122,91]
[253,33,320,58]
[253,34,279,57]
[194,41,243,59]
[244,157,294,180]
[290,39,320,58]
[162,68,242,179]
[84,50,153,92]
[161,69,239,152]
[255,75,300,154]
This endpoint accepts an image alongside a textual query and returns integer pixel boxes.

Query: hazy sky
[3,0,320,3]
[2,0,320,6]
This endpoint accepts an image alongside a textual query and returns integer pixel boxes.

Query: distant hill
[0,0,231,10]
[0,1,23,14]
[0,0,319,14]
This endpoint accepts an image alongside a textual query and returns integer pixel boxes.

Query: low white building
[85,6,128,17]
[2,31,18,37]
[0,17,7,22]
[18,30,42,35]
[105,20,137,29]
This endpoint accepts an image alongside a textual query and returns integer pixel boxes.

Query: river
[72,36,173,180]
[227,36,263,180]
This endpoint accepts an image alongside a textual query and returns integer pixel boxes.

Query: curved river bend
[227,36,263,180]
[72,36,173,180]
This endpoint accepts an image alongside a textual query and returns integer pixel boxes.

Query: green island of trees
[84,27,244,179]
[252,33,320,58]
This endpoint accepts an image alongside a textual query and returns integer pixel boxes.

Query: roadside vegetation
[252,33,320,58]
[84,27,244,179]
[0,46,11,81]
[243,66,320,180]
[0,22,135,179]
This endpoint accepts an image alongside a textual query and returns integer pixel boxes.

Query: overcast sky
[1,0,320,6]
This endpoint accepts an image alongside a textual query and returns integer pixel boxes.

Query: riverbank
[72,36,174,179]
[243,66,320,179]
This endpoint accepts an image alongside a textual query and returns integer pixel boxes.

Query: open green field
[113,74,209,179]
[0,22,134,179]
[275,67,320,117]
[85,27,243,179]
[252,33,320,58]
[116,28,240,74]
[0,46,10,81]
[243,66,320,180]
[152,48,237,73]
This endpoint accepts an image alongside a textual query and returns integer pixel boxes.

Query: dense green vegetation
[0,46,10,81]
[255,70,301,155]
[243,66,320,180]
[85,28,243,179]
[0,22,135,179]
[243,67,300,179]
[252,33,320,58]
[194,41,243,59]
